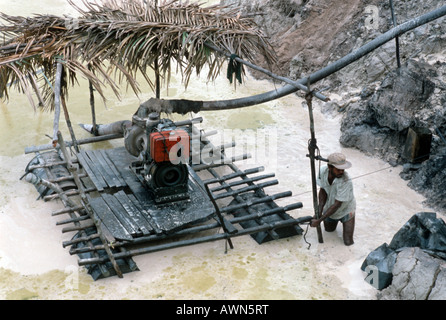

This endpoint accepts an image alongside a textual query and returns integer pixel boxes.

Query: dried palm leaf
[0,0,277,111]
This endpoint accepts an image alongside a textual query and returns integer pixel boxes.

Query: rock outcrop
[222,0,446,92]
[339,58,446,210]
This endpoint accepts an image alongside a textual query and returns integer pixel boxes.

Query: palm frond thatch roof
[0,0,277,110]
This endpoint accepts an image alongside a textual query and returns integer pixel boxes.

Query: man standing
[310,153,356,246]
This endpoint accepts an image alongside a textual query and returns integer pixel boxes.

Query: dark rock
[361,243,397,290]
[362,212,446,291]
[340,59,437,160]
[388,212,446,259]
[340,59,446,210]
[408,155,446,217]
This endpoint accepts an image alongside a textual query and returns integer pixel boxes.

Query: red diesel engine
[124,112,192,204]
[149,129,190,163]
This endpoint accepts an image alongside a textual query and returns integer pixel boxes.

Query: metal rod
[389,0,401,68]
[212,179,279,200]
[43,186,96,201]
[63,233,100,248]
[305,82,323,243]
[56,215,91,226]
[62,221,95,233]
[219,191,292,214]
[202,166,265,185]
[192,153,251,171]
[210,173,275,192]
[52,205,84,216]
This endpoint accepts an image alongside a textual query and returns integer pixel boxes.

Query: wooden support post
[61,97,80,153]
[305,80,324,244]
[52,60,63,146]
[89,80,99,136]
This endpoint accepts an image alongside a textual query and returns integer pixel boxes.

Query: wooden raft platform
[24,128,311,280]
[77,147,215,240]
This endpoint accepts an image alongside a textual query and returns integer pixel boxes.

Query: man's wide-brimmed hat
[327,152,352,170]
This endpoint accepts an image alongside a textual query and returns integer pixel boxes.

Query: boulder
[361,212,446,295]
[378,247,446,300]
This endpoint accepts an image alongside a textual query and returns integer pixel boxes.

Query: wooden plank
[114,191,153,236]
[85,150,117,188]
[79,151,107,188]
[88,195,133,241]
[105,148,150,205]
[101,193,139,236]
[77,151,106,192]
[98,149,127,187]
[127,193,162,234]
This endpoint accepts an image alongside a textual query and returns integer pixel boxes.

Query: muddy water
[1,0,443,300]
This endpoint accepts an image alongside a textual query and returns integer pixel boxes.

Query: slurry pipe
[200,4,446,111]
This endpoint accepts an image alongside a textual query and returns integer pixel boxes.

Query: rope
[303,223,311,250]
[290,151,434,199]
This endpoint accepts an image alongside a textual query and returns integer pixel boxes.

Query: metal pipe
[212,179,279,200]
[210,173,275,192]
[204,42,329,102]
[25,133,123,154]
[219,191,292,214]
[77,216,313,266]
[202,166,265,185]
[200,5,446,111]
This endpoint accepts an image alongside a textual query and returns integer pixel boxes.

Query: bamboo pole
[52,60,63,146]
[89,80,98,136]
[61,97,80,153]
